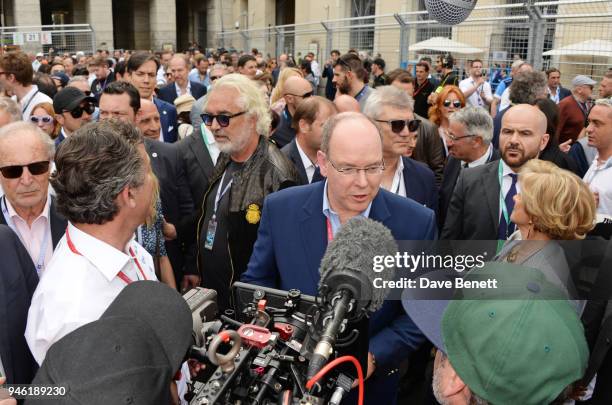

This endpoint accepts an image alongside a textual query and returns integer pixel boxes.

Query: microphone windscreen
[319,217,397,313]
[424,0,477,25]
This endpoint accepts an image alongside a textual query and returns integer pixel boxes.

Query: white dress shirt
[465,144,493,168]
[175,81,192,97]
[381,157,407,197]
[583,154,612,216]
[295,139,317,183]
[201,124,220,165]
[499,87,512,111]
[25,222,157,365]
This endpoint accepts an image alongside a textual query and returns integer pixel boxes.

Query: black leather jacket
[196,136,300,280]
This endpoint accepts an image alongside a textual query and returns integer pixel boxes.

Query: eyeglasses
[286,91,313,98]
[66,102,96,119]
[30,115,54,124]
[328,158,385,176]
[201,111,247,127]
[0,161,50,179]
[375,119,421,134]
[447,133,476,142]
[443,100,463,108]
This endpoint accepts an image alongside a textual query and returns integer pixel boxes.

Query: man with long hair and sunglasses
[52,87,96,146]
[181,73,299,312]
[363,85,438,213]
[0,122,67,277]
[243,111,437,405]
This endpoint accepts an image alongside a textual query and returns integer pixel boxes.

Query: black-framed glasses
[328,158,385,176]
[0,161,50,179]
[201,111,247,127]
[447,133,476,142]
[67,102,95,119]
[375,119,421,134]
[286,91,313,98]
[30,115,54,124]
[443,100,462,108]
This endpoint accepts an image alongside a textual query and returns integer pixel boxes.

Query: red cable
[305,355,364,405]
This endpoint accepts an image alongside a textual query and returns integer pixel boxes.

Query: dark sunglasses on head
[443,100,462,108]
[376,119,421,134]
[67,102,96,119]
[30,115,54,124]
[287,91,313,98]
[201,111,247,127]
[0,161,50,179]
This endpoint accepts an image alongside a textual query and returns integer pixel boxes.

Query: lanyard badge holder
[205,172,232,250]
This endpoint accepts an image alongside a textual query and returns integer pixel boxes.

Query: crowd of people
[0,44,611,405]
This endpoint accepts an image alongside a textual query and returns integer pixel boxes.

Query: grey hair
[202,73,271,136]
[210,63,228,72]
[509,71,547,105]
[362,85,414,120]
[50,120,145,224]
[67,75,89,85]
[0,121,55,160]
[511,59,525,70]
[320,111,382,155]
[448,106,494,144]
[0,97,22,123]
[594,98,612,110]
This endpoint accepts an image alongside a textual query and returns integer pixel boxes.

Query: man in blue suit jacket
[153,97,178,143]
[157,55,206,105]
[242,112,436,404]
[0,225,38,384]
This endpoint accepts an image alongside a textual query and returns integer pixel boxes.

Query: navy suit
[401,157,438,213]
[0,225,38,384]
[242,182,436,404]
[157,81,207,106]
[153,97,179,143]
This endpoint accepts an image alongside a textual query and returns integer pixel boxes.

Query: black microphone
[307,217,397,380]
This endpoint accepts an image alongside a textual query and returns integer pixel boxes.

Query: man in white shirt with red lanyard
[25,119,157,365]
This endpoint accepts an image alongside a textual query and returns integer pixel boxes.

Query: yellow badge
[245,204,261,224]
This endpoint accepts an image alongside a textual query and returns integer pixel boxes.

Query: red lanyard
[65,226,148,284]
[326,217,334,242]
[413,79,430,97]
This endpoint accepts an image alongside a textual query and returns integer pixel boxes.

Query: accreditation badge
[245,204,261,224]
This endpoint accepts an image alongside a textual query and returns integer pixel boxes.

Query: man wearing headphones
[429,54,459,105]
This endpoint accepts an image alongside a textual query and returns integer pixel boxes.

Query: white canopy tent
[409,37,484,54]
[543,39,612,58]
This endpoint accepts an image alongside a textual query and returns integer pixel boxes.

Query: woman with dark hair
[300,60,317,93]
[534,98,580,174]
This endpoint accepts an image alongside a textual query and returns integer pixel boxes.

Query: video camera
[182,282,368,405]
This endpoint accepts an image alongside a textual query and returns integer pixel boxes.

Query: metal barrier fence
[215,0,612,86]
[0,24,96,55]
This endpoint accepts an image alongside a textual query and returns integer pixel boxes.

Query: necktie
[311,166,324,183]
[498,173,517,239]
[463,162,469,169]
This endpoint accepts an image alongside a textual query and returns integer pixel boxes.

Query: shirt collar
[389,157,405,193]
[592,153,612,169]
[467,144,493,168]
[66,222,133,282]
[175,81,191,96]
[322,180,373,236]
[5,192,50,223]
[295,139,316,171]
[501,158,517,177]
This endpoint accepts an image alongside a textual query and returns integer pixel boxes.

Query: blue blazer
[402,157,438,214]
[242,181,437,404]
[153,97,179,143]
[157,81,207,106]
[0,226,39,384]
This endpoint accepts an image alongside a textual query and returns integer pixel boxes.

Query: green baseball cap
[442,263,589,405]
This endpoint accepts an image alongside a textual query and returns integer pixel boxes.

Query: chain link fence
[214,0,612,88]
[0,24,96,55]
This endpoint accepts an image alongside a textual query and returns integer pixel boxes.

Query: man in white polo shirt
[583,98,612,217]
[25,119,157,365]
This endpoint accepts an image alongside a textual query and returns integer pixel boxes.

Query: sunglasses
[201,111,247,127]
[210,75,222,81]
[67,102,96,119]
[375,119,421,134]
[287,91,313,98]
[30,115,54,124]
[0,161,50,179]
[443,100,462,108]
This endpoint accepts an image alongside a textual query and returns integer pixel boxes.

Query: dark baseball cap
[53,87,96,114]
[50,72,69,88]
[29,281,193,405]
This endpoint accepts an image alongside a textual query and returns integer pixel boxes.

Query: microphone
[423,0,477,25]
[307,217,397,379]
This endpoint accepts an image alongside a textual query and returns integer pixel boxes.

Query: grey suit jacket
[441,160,501,240]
